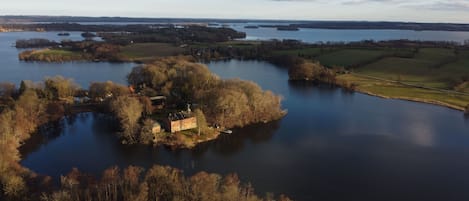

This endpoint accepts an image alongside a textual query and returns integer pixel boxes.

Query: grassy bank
[337,73,469,111]
[274,46,469,111]
[19,48,87,62]
[119,43,186,62]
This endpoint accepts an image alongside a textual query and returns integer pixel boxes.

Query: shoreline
[19,51,468,113]
[355,88,465,112]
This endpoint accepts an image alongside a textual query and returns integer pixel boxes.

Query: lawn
[314,49,395,67]
[337,73,469,110]
[35,48,83,57]
[356,48,468,89]
[272,48,322,57]
[120,43,186,61]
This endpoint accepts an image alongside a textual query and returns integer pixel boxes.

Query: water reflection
[20,120,65,156]
[194,120,281,156]
[20,60,469,201]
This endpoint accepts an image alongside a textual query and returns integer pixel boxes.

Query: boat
[222,130,233,134]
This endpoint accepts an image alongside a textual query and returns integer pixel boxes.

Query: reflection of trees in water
[20,112,119,157]
[191,120,281,157]
[20,118,65,156]
[288,80,354,98]
[91,113,119,134]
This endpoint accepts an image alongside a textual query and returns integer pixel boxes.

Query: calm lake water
[20,59,469,201]
[0,32,134,87]
[227,23,469,44]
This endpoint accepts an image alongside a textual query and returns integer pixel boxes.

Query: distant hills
[1,15,469,31]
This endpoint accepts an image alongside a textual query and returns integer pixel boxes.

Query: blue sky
[1,0,469,23]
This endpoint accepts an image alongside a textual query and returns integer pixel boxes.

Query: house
[165,112,197,133]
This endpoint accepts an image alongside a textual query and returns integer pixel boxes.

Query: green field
[337,74,469,110]
[120,43,186,61]
[314,49,393,67]
[356,48,468,90]
[272,48,322,57]
[38,49,82,57]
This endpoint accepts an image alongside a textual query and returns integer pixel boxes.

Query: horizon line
[1,15,468,25]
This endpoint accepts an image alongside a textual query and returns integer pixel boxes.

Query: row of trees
[15,38,59,48]
[0,85,49,200]
[38,165,291,201]
[127,57,286,129]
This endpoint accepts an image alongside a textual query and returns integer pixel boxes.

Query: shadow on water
[20,113,119,157]
[192,120,282,157]
[19,119,65,157]
[288,80,354,97]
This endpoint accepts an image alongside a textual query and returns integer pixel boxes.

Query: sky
[1,0,469,23]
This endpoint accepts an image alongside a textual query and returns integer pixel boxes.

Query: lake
[0,31,134,88]
[20,59,469,201]
[227,23,469,44]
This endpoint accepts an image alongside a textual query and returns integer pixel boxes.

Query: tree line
[37,165,292,201]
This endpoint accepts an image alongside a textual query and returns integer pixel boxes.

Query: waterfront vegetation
[126,57,286,135]
[17,37,469,110]
[0,76,289,201]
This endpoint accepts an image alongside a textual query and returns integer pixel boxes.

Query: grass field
[356,48,468,90]
[337,74,469,110]
[314,49,395,67]
[272,48,322,57]
[120,43,186,62]
[38,49,82,57]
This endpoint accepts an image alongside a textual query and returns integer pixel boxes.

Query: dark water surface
[20,60,469,201]
[228,23,469,43]
[0,32,134,87]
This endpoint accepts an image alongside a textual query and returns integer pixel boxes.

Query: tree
[3,175,26,199]
[0,82,16,98]
[44,76,79,101]
[139,119,155,144]
[110,96,143,144]
[194,109,208,135]
[89,81,129,101]
[14,89,46,139]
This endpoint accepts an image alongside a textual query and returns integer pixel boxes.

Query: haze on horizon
[1,0,469,23]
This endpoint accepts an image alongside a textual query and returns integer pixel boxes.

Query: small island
[244,25,259,29]
[276,26,300,31]
[112,57,286,148]
[57,32,70,36]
